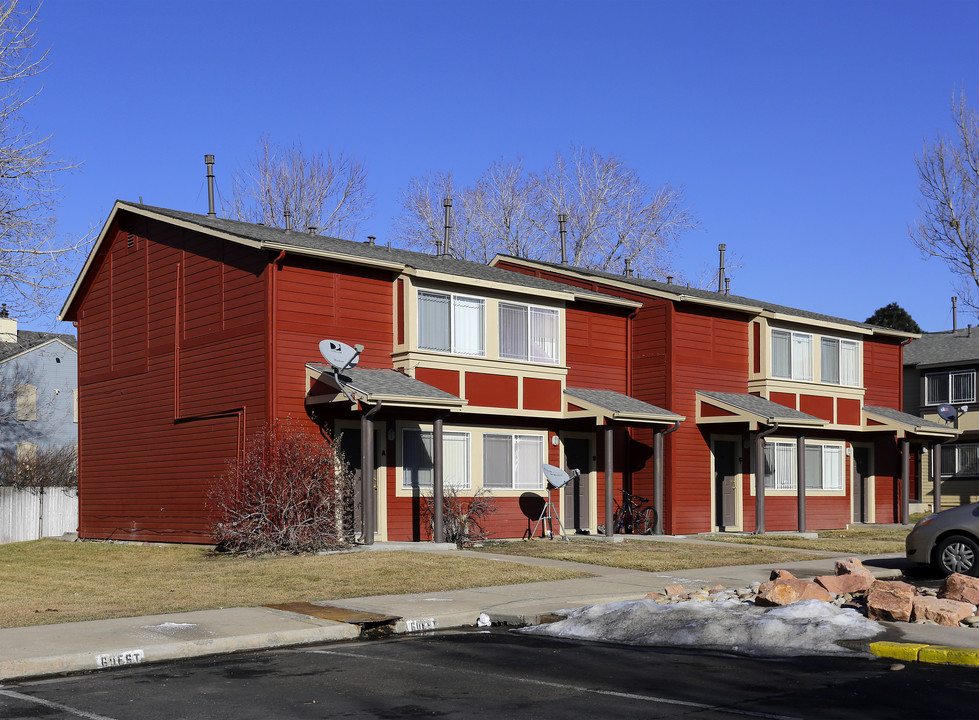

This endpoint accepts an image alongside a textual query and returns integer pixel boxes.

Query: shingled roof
[0,330,76,363]
[904,329,979,368]
[493,256,911,336]
[96,202,629,307]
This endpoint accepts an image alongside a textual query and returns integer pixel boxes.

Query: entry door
[339,428,382,536]
[563,438,591,533]
[853,446,871,523]
[714,439,738,530]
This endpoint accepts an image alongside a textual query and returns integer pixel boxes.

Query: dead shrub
[424,487,497,548]
[0,443,77,489]
[209,422,355,555]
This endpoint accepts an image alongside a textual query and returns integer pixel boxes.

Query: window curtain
[403,429,434,488]
[499,303,527,360]
[822,445,843,489]
[792,333,812,381]
[772,331,790,378]
[453,296,484,356]
[839,341,859,386]
[820,338,840,384]
[483,434,512,488]
[443,433,471,489]
[513,435,544,489]
[418,292,450,352]
[529,308,559,364]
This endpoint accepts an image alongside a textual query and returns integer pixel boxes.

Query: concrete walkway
[1,541,977,682]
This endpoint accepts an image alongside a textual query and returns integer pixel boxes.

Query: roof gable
[0,331,77,364]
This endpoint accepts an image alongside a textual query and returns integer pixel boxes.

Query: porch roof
[306,363,468,410]
[565,387,684,425]
[696,391,827,429]
[862,405,959,439]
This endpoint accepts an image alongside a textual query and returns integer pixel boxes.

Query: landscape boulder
[770,569,797,581]
[755,577,833,607]
[815,572,873,595]
[939,573,979,605]
[834,557,876,584]
[866,580,917,622]
[912,596,976,626]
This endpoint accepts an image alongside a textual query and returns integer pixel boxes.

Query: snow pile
[520,598,884,657]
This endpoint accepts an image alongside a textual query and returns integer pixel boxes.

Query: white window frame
[417,290,485,357]
[925,370,976,406]
[941,443,979,478]
[820,337,861,387]
[498,302,560,365]
[763,440,844,491]
[401,428,471,490]
[482,433,545,490]
[771,330,812,382]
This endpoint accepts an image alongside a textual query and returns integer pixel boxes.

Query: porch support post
[754,423,779,534]
[796,433,806,534]
[604,422,614,537]
[653,429,664,535]
[433,415,444,543]
[360,411,375,544]
[901,437,910,524]
[932,440,942,512]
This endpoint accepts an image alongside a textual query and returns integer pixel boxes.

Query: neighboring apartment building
[904,328,979,511]
[491,257,956,533]
[59,201,682,543]
[0,307,78,472]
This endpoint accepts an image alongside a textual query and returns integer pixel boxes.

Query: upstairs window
[820,338,861,386]
[499,303,559,364]
[925,370,976,406]
[417,291,484,356]
[771,330,812,381]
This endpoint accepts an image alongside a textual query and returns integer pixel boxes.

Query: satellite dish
[319,339,362,371]
[542,464,572,489]
[937,404,958,422]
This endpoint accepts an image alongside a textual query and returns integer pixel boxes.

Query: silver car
[906,502,979,576]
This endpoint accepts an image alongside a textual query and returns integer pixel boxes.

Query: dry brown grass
[698,526,908,555]
[478,538,828,572]
[0,539,587,629]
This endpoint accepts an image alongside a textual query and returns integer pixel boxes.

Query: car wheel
[937,535,979,576]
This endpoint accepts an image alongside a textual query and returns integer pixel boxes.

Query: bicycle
[599,489,655,535]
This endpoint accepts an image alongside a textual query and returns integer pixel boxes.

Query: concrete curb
[870,641,979,667]
[0,623,359,683]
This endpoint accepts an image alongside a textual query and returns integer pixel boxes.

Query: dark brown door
[563,438,591,533]
[340,429,381,535]
[714,440,737,529]
[853,446,871,523]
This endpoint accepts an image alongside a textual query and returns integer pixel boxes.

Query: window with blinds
[418,291,484,356]
[402,429,471,489]
[483,433,544,489]
[499,303,559,364]
[764,441,844,490]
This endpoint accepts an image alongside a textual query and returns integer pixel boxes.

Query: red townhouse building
[59,201,683,543]
[491,257,957,534]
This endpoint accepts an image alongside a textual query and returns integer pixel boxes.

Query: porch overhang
[305,363,468,411]
[564,387,684,426]
[695,390,827,430]
[862,405,959,439]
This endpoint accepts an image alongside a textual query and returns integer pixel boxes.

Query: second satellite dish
[937,404,958,423]
[319,339,363,371]
[542,464,572,489]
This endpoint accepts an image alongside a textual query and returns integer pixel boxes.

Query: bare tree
[911,92,979,311]
[0,1,87,318]
[226,134,374,238]
[392,145,697,279]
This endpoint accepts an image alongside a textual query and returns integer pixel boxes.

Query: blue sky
[32,0,979,332]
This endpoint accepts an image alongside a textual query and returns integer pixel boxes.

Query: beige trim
[861,408,958,439]
[710,434,744,532]
[695,391,826,429]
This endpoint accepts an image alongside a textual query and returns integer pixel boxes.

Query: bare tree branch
[225,134,374,239]
[911,92,979,313]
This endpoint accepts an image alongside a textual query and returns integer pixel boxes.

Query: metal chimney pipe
[307,226,317,235]
[725,277,730,295]
[953,296,958,331]
[717,243,726,293]
[558,213,568,265]
[666,275,673,285]
[443,198,452,257]
[284,206,292,231]
[204,154,216,218]
[624,257,633,277]
[367,235,376,245]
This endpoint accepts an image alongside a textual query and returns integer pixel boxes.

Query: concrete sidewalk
[1,544,978,682]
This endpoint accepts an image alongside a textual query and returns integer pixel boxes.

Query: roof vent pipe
[717,243,726,293]
[367,235,376,245]
[558,213,568,265]
[283,196,292,231]
[666,275,673,285]
[307,225,317,235]
[204,154,216,218]
[953,296,958,331]
[443,198,452,258]
[624,257,633,277]
[725,277,730,295]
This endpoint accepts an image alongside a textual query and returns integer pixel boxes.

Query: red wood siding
[864,338,903,408]
[701,402,737,417]
[466,372,519,408]
[523,377,561,411]
[837,398,861,425]
[770,391,796,409]
[800,394,834,422]
[74,214,269,543]
[565,302,629,392]
[416,367,460,396]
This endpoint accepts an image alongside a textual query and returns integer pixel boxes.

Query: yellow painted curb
[870,641,979,666]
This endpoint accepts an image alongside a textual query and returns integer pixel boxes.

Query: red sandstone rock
[867,580,917,622]
[644,592,665,599]
[770,569,797,581]
[912,596,976,626]
[755,578,833,606]
[815,572,873,595]
[835,557,867,575]
[664,584,684,596]
[939,573,979,605]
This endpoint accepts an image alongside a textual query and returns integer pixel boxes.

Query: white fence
[0,487,78,544]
